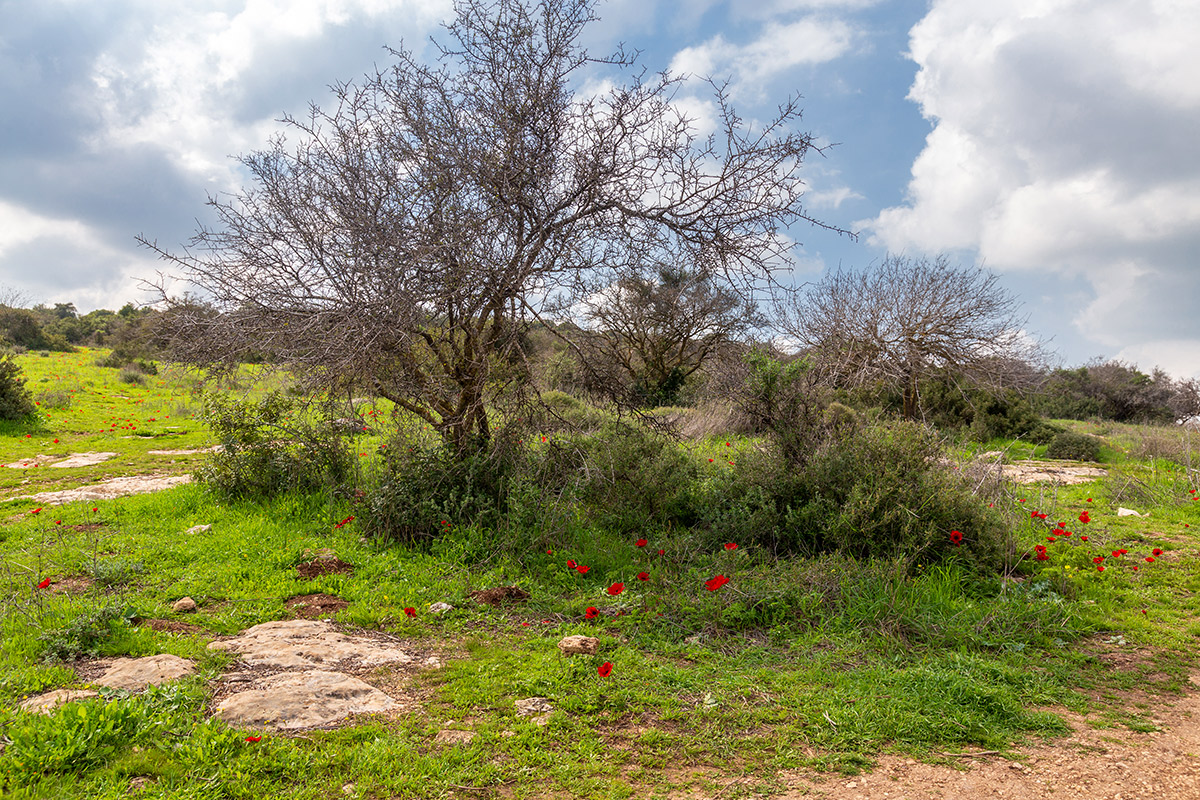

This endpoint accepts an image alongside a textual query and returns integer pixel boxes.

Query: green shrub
[363,432,519,541]
[32,389,73,410]
[0,353,36,421]
[0,697,148,781]
[197,391,355,500]
[118,367,146,385]
[85,558,145,589]
[38,604,130,662]
[698,420,1006,572]
[1045,431,1101,461]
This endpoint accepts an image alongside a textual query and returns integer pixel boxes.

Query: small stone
[557,635,599,656]
[185,524,212,535]
[428,602,454,614]
[515,697,553,716]
[434,729,476,744]
[173,597,198,613]
[341,783,356,796]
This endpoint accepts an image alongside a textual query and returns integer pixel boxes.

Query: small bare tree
[140,0,844,455]
[782,254,1045,419]
[577,265,763,405]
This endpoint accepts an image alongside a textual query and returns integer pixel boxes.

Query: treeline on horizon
[1,299,1198,433]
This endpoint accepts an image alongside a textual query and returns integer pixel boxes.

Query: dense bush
[697,420,1007,572]
[363,431,520,541]
[197,391,355,500]
[1045,431,1102,461]
[0,353,36,421]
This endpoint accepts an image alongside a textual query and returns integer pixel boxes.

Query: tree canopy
[141,0,842,454]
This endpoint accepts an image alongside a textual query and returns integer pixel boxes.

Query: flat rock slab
[213,669,397,730]
[49,452,118,469]
[207,620,414,669]
[19,688,101,714]
[4,455,54,469]
[1001,461,1107,485]
[14,475,193,505]
[95,654,196,691]
[148,446,223,455]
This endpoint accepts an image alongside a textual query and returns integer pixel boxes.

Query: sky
[1,0,1197,377]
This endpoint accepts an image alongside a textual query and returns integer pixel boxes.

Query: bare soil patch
[296,557,354,579]
[48,576,94,595]
[468,586,530,606]
[284,593,349,619]
[144,618,207,635]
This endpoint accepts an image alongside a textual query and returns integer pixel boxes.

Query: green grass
[1,351,1198,798]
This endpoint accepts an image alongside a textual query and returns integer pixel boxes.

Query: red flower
[585,606,597,619]
[635,538,648,548]
[657,549,665,555]
[1093,556,1105,564]
[1112,550,1121,558]
[1152,548,1163,556]
[1079,511,1091,524]
[724,542,738,551]
[1086,497,1093,502]
[636,572,649,582]
[404,607,416,617]
[1046,536,1056,542]
[705,574,729,592]
[1060,531,1072,537]
[1097,565,1105,572]
[37,578,50,589]
[597,661,613,677]
[245,735,262,743]
[949,530,963,546]
[546,550,553,555]
[576,565,590,574]
[1057,522,1066,529]
[1036,552,1049,561]
[708,458,714,462]
[1081,535,1088,541]
[1145,556,1155,563]
[607,582,624,596]
[567,559,577,569]
[30,507,41,515]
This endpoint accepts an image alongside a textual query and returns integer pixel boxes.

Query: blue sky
[1,0,1197,377]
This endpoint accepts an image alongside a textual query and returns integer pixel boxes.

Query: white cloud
[87,0,451,187]
[866,0,1200,374]
[669,16,855,92]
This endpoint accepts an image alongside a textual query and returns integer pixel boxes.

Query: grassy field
[1,351,1198,799]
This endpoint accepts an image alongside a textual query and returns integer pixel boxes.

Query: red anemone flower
[607,582,624,596]
[1153,548,1163,556]
[949,530,963,546]
[636,572,649,582]
[1093,556,1105,564]
[404,607,416,618]
[1145,556,1155,563]
[657,549,665,555]
[585,606,598,619]
[1097,565,1105,572]
[245,735,262,743]
[567,559,577,569]
[635,538,648,548]
[705,574,729,592]
[597,661,613,677]
[1079,511,1091,524]
[724,542,738,551]
[1081,535,1089,541]
[37,578,50,589]
[577,565,590,574]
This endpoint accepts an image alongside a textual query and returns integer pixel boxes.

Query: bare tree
[140,0,844,455]
[782,254,1045,419]
[577,265,763,405]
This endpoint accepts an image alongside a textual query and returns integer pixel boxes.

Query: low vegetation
[0,348,1197,799]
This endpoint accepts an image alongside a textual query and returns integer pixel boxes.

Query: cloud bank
[867,0,1200,377]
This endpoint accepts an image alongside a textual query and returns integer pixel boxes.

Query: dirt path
[764,674,1200,799]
